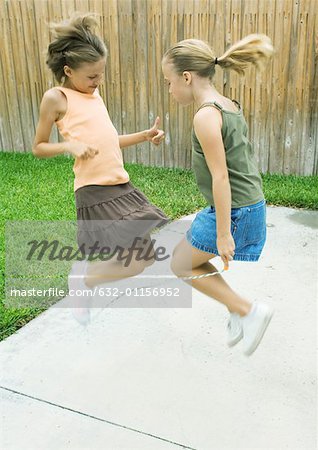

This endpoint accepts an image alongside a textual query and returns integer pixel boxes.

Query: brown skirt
[75,182,169,256]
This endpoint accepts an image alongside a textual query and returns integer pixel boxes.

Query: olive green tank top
[192,100,264,208]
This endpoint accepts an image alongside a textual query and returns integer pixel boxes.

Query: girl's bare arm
[33,89,68,158]
[193,106,235,266]
[33,89,98,160]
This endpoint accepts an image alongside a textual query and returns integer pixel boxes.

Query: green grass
[0,151,317,341]
[261,173,318,209]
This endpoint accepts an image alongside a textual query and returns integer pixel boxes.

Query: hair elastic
[214,57,218,65]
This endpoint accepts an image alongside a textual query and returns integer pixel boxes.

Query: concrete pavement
[0,206,317,450]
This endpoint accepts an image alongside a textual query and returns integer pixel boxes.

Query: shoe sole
[243,309,274,356]
[227,329,243,347]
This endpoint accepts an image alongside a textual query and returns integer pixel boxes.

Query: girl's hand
[145,117,165,145]
[66,141,99,160]
[216,233,235,270]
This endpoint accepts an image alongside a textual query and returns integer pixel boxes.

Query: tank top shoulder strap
[197,99,242,114]
[232,99,242,110]
[54,86,67,94]
[197,101,223,113]
[53,86,71,101]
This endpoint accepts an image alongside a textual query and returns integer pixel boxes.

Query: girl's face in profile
[63,58,106,94]
[162,60,193,106]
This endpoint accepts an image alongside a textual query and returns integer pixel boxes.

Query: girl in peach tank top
[33,13,168,324]
[55,85,130,191]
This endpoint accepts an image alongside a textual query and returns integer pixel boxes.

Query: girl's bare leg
[84,236,155,288]
[171,238,252,317]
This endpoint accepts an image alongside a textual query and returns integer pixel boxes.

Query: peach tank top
[55,86,129,191]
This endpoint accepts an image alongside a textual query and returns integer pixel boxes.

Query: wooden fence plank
[0,0,13,151]
[131,0,150,165]
[2,0,25,151]
[312,6,318,175]
[298,0,316,175]
[103,0,122,135]
[161,0,177,168]
[283,0,301,174]
[117,0,136,163]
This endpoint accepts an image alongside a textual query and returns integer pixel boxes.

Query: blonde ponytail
[217,34,274,75]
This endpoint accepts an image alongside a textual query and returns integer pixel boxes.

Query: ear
[182,71,192,85]
[63,65,72,78]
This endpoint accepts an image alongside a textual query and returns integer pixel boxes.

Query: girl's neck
[193,84,223,108]
[62,80,75,90]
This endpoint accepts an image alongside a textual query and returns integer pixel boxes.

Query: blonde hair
[163,34,274,78]
[46,12,107,83]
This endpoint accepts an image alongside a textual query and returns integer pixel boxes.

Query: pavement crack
[0,385,197,450]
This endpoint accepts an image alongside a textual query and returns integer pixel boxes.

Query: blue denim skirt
[186,199,267,261]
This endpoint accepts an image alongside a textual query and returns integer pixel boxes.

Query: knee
[127,259,147,274]
[127,254,155,273]
[139,245,156,269]
[143,255,155,268]
[170,255,187,278]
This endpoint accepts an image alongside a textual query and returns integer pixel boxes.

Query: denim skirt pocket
[230,208,242,239]
[240,201,266,246]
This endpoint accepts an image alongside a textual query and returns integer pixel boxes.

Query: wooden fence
[0,0,317,175]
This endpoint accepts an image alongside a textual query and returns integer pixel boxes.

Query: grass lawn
[0,152,317,341]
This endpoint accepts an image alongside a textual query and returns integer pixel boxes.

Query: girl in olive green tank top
[162,35,275,356]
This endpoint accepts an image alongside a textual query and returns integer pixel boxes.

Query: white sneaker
[242,302,274,356]
[68,260,91,326]
[227,313,243,347]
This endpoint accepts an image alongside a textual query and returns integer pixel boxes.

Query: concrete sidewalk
[0,206,317,450]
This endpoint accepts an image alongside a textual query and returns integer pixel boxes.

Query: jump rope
[180,265,228,280]
[133,264,229,281]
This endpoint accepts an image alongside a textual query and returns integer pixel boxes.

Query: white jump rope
[135,256,229,281]
[145,263,228,280]
[180,266,228,280]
